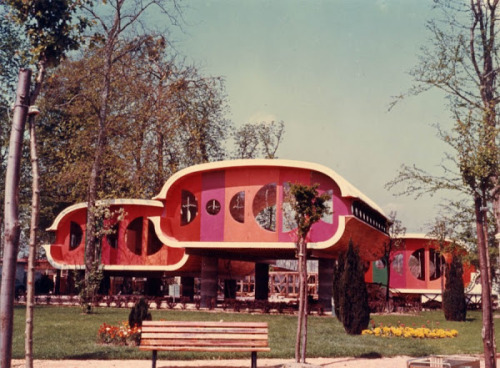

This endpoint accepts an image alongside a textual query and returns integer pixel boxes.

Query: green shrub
[443,254,467,321]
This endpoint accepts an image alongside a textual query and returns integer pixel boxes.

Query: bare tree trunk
[474,195,497,368]
[294,241,303,362]
[0,68,32,368]
[25,114,40,368]
[24,59,45,368]
[295,238,309,363]
[299,243,308,363]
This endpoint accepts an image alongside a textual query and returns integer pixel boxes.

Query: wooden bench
[139,320,271,368]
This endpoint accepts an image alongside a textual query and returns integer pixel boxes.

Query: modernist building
[43,159,393,308]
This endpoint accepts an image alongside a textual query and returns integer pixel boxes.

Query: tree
[443,253,467,321]
[232,120,285,159]
[338,240,370,335]
[1,1,88,366]
[380,212,405,311]
[0,69,32,368]
[73,0,183,304]
[388,2,499,366]
[287,183,330,364]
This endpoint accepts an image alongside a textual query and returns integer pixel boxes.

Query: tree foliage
[387,1,499,366]
[232,120,285,159]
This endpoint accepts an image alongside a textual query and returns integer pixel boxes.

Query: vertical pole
[318,258,334,312]
[251,351,257,368]
[0,68,32,368]
[255,263,269,301]
[200,256,218,308]
[152,350,157,368]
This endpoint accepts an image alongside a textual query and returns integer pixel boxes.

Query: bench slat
[141,332,267,339]
[140,346,271,352]
[141,326,268,334]
[141,338,269,346]
[141,321,267,327]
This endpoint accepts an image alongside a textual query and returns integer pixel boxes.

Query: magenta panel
[309,171,338,242]
[200,171,225,241]
[389,251,406,288]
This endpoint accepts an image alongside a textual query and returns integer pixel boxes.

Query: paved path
[11,355,489,368]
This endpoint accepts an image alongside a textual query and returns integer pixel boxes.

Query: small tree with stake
[287,183,331,364]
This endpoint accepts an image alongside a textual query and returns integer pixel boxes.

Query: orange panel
[224,167,280,242]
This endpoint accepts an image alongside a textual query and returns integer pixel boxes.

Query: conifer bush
[128,297,152,327]
[442,254,467,321]
[337,240,370,335]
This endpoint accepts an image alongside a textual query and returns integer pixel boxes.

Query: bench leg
[152,350,157,368]
[251,351,257,368]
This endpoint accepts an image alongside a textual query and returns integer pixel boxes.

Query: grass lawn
[12,305,500,360]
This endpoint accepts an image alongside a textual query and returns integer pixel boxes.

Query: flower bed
[362,321,458,339]
[97,322,141,346]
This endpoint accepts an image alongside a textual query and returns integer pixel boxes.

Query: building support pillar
[201,257,218,308]
[255,263,269,301]
[318,258,334,312]
[181,276,195,301]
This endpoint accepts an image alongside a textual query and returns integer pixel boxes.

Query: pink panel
[389,250,406,289]
[309,171,338,242]
[278,168,311,242]
[201,170,225,241]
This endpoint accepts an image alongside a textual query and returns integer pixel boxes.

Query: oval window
[391,253,403,275]
[206,199,221,215]
[126,217,143,256]
[229,192,245,223]
[181,190,198,226]
[253,183,277,232]
[147,219,163,256]
[106,223,119,249]
[429,248,445,281]
[69,222,82,250]
[409,248,426,281]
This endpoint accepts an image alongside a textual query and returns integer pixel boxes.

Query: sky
[170,0,456,233]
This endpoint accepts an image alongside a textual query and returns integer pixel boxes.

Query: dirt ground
[11,355,490,368]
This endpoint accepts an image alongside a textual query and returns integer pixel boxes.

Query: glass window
[282,182,297,232]
[391,253,403,275]
[69,222,82,250]
[106,223,119,249]
[429,248,445,281]
[126,217,143,256]
[375,259,386,270]
[147,219,162,256]
[321,189,334,224]
[409,248,426,281]
[181,190,198,226]
[253,183,277,232]
[229,191,245,223]
[206,199,221,215]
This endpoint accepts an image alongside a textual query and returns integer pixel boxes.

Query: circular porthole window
[206,199,221,215]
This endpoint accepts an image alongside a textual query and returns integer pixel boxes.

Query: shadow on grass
[357,352,382,359]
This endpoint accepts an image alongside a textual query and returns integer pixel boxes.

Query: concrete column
[255,263,269,301]
[318,258,334,311]
[181,276,195,301]
[224,279,237,299]
[201,257,218,308]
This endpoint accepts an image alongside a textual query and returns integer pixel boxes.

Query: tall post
[200,257,218,308]
[318,258,334,312]
[0,68,32,368]
[255,263,269,301]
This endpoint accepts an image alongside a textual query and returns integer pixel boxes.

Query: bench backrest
[139,321,270,352]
